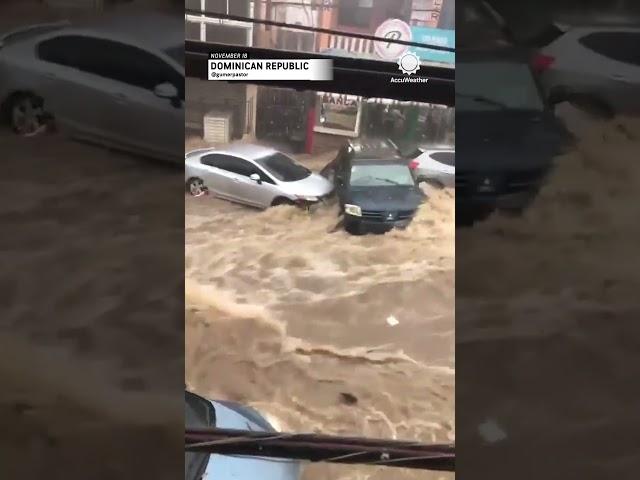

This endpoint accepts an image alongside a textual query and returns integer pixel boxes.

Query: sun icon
[397,51,421,75]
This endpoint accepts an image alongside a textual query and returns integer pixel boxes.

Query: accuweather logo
[398,52,420,75]
[391,51,428,83]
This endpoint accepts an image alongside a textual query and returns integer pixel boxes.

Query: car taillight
[408,161,419,170]
[532,53,555,73]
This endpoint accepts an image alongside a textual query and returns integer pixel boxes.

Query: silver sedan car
[185,144,334,209]
[0,14,184,163]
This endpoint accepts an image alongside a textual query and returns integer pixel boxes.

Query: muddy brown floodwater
[457,106,640,478]
[185,141,456,480]
[1,129,183,479]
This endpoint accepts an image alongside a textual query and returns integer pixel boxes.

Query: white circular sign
[373,18,412,60]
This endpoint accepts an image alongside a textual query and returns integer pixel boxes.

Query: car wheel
[186,177,207,197]
[9,93,47,137]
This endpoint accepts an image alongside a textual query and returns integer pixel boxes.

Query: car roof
[346,138,402,160]
[418,143,456,150]
[71,13,183,50]
[419,146,455,152]
[216,143,279,160]
[350,158,409,166]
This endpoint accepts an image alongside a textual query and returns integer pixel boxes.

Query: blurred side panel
[0,1,184,479]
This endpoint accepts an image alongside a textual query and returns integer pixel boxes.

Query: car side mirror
[249,173,262,184]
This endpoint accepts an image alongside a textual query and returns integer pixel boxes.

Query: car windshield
[255,153,311,182]
[456,61,544,111]
[164,45,184,66]
[350,164,415,187]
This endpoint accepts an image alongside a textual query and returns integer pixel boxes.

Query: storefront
[313,92,454,147]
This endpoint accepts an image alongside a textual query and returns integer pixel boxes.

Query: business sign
[373,18,412,60]
[208,53,333,80]
[411,26,455,65]
[320,92,359,107]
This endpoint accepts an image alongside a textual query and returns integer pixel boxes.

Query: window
[37,36,81,68]
[203,0,250,17]
[38,36,184,99]
[202,154,273,182]
[338,0,373,29]
[201,153,236,170]
[255,153,311,182]
[579,32,640,66]
[185,0,200,11]
[456,62,544,111]
[430,151,455,167]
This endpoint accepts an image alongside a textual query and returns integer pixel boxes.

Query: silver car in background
[0,13,184,162]
[185,144,334,208]
[409,146,455,188]
[186,390,300,480]
[531,23,640,116]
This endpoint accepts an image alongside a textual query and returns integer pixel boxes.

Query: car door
[323,147,347,193]
[230,161,282,208]
[221,158,278,208]
[75,38,184,162]
[335,156,349,205]
[197,153,239,201]
[34,35,118,140]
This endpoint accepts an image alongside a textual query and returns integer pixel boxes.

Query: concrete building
[185,0,258,140]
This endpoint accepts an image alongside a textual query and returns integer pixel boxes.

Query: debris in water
[386,315,399,326]
[339,392,359,406]
[478,418,508,444]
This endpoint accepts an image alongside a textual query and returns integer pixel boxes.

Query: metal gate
[255,87,314,152]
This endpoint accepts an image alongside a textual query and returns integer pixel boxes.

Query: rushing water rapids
[3,101,638,479]
[185,144,456,480]
[456,106,640,478]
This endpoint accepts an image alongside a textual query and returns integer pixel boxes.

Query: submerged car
[185,144,333,209]
[0,14,184,162]
[407,145,455,188]
[456,48,570,225]
[185,390,300,480]
[321,138,425,234]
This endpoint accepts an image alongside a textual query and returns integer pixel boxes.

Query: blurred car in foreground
[186,390,300,480]
[185,144,333,209]
[0,13,184,162]
[456,48,570,225]
[321,138,425,234]
[407,145,455,188]
[529,23,640,117]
